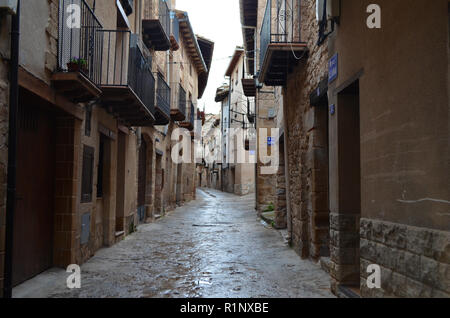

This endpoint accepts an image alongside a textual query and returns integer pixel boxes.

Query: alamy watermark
[171,122,281,175]
[367,4,381,29]
[66,264,81,289]
[367,264,381,289]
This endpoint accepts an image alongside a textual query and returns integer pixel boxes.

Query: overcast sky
[176,0,243,115]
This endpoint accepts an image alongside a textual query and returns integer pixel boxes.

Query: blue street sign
[329,54,338,83]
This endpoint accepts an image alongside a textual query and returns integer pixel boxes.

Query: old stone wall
[359,219,450,298]
[326,0,450,297]
[256,106,277,213]
[274,145,287,229]
[284,0,329,259]
[0,49,9,298]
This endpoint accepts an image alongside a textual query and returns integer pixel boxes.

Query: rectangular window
[97,137,105,198]
[81,145,95,203]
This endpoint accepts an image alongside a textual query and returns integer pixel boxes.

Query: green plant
[129,221,137,234]
[69,57,87,66]
[264,202,275,212]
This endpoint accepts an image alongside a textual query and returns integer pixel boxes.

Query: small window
[81,145,95,203]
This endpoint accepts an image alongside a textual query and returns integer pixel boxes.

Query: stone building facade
[240,0,449,298]
[326,0,449,298]
[198,114,222,190]
[220,47,256,196]
[0,11,11,297]
[283,0,330,260]
[239,0,285,217]
[0,0,213,296]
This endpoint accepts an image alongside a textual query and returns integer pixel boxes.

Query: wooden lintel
[19,67,84,120]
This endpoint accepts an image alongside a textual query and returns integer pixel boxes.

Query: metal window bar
[259,0,301,69]
[157,73,171,116]
[190,101,195,126]
[247,98,256,123]
[159,0,170,38]
[98,30,155,115]
[178,83,187,118]
[58,0,103,85]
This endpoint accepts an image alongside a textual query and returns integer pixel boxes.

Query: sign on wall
[268,137,276,146]
[329,53,338,83]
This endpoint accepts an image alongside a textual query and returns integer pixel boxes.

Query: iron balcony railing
[178,84,187,118]
[171,11,180,43]
[157,73,171,116]
[247,98,256,123]
[99,30,155,115]
[58,0,103,85]
[159,0,171,39]
[260,0,302,70]
[190,101,195,126]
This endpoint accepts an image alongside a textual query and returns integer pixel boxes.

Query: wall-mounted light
[316,0,340,23]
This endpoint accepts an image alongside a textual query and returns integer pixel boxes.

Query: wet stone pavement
[13,189,334,298]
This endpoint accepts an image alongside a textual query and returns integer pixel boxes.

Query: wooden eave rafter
[225,48,244,77]
[175,11,208,75]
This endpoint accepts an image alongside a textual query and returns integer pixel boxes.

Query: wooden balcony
[171,83,187,122]
[51,72,101,103]
[98,31,155,127]
[54,0,103,103]
[242,78,256,97]
[142,0,171,51]
[155,74,171,125]
[258,0,308,86]
[101,86,155,127]
[179,101,195,131]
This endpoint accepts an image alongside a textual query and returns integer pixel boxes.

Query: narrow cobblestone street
[13,189,333,298]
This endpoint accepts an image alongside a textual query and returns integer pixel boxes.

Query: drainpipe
[4,0,20,299]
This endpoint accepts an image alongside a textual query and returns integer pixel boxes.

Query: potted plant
[67,57,88,73]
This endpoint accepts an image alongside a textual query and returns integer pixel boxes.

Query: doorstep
[319,257,332,275]
[261,211,276,225]
[337,285,361,298]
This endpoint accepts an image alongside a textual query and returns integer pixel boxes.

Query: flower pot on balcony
[67,62,88,74]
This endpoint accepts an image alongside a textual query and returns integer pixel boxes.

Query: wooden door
[13,98,56,286]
